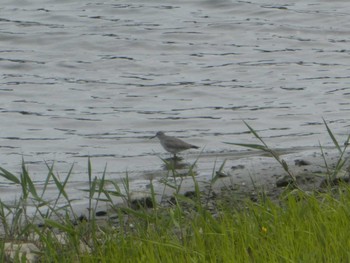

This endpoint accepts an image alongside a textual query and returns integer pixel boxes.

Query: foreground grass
[80,189,350,263]
[1,120,350,262]
[3,186,350,262]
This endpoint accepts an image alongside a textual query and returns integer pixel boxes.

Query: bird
[151,131,199,159]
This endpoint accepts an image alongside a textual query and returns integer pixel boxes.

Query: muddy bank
[138,147,347,196]
[90,147,349,221]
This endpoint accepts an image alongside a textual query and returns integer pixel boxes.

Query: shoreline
[1,146,349,262]
[0,146,346,226]
[87,146,348,221]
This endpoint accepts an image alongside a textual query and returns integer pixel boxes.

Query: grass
[28,187,350,262]
[0,120,350,262]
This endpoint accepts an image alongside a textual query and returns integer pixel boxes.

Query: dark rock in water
[294,159,311,166]
[184,191,198,199]
[276,175,294,187]
[96,211,107,217]
[131,197,154,209]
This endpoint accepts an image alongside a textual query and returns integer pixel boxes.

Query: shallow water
[1,0,350,207]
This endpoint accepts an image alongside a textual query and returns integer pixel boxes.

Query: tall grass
[97,189,350,262]
[320,118,350,184]
[0,121,349,262]
[224,120,298,186]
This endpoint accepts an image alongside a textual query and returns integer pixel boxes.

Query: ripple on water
[0,1,349,206]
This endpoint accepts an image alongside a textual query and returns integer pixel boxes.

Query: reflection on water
[161,157,193,171]
[0,0,350,197]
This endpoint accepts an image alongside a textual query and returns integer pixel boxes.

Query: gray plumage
[152,131,199,158]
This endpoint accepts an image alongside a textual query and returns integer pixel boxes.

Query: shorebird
[151,131,199,159]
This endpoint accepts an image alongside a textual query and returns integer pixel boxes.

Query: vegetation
[0,121,349,262]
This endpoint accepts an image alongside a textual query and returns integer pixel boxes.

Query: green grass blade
[46,164,76,220]
[210,160,227,186]
[44,218,75,234]
[323,118,341,153]
[243,120,268,147]
[93,164,108,211]
[43,161,55,198]
[21,160,39,200]
[0,166,20,184]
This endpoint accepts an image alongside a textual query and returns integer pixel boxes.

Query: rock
[129,192,155,209]
[184,191,197,199]
[276,174,318,188]
[131,197,154,209]
[276,175,294,187]
[215,171,229,178]
[231,164,245,170]
[96,211,107,217]
[55,233,92,254]
[294,159,311,166]
[4,242,40,263]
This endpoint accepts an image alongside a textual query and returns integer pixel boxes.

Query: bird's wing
[163,136,192,150]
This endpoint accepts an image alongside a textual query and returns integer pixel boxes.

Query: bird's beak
[150,135,156,139]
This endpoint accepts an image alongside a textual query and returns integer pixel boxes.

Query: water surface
[1,0,350,205]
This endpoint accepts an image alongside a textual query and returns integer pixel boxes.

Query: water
[1,0,350,206]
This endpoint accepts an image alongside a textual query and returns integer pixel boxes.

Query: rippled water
[1,0,350,205]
